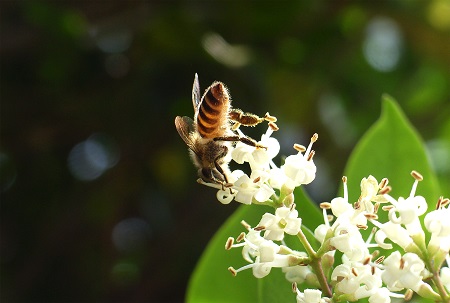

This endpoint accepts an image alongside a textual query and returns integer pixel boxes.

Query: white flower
[231,126,280,171]
[440,266,450,291]
[233,173,274,204]
[373,221,413,250]
[331,261,382,300]
[425,203,450,253]
[282,253,312,283]
[381,251,426,292]
[258,206,302,241]
[281,134,317,190]
[330,223,369,261]
[425,206,450,238]
[216,170,274,205]
[282,153,316,189]
[296,289,326,303]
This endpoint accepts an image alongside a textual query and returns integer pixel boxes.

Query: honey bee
[175,74,273,186]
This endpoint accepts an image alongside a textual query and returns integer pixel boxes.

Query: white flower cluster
[196,122,449,303]
[226,170,450,303]
[192,119,450,303]
[199,123,318,206]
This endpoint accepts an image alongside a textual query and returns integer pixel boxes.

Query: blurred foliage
[1,1,449,302]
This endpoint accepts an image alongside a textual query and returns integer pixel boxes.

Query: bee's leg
[229,109,277,127]
[214,135,267,150]
[214,147,234,194]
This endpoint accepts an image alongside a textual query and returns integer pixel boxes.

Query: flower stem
[297,229,332,298]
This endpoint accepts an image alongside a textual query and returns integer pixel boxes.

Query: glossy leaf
[343,95,441,232]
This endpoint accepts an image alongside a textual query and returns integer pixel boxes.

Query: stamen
[253,176,261,183]
[292,282,298,293]
[371,266,376,275]
[268,122,279,131]
[311,133,318,143]
[374,202,380,214]
[351,267,358,277]
[357,224,368,230]
[254,225,265,231]
[379,178,389,189]
[307,150,315,161]
[264,112,277,123]
[327,215,334,222]
[399,258,405,270]
[230,263,254,275]
[379,186,392,195]
[441,197,450,207]
[320,202,332,209]
[236,232,246,242]
[290,203,296,211]
[225,237,234,250]
[409,171,422,198]
[404,289,413,301]
[293,144,306,152]
[228,267,237,276]
[375,256,385,264]
[364,213,378,220]
[382,205,394,211]
[241,220,251,230]
[342,176,348,201]
[411,170,423,181]
[371,250,380,259]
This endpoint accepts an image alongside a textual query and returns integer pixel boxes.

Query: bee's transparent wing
[175,116,199,154]
[192,73,201,111]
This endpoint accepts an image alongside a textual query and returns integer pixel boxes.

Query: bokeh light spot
[363,17,403,72]
[202,32,250,68]
[427,0,450,31]
[67,133,120,181]
[112,218,152,254]
[91,26,133,54]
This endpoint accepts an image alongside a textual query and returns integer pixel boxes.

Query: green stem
[426,258,450,303]
[297,229,332,298]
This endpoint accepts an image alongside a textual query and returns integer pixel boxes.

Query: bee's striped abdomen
[197,82,230,138]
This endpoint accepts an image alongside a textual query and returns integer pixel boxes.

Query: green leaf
[187,186,321,302]
[344,95,441,225]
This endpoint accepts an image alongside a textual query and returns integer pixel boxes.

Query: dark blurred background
[1,1,449,302]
